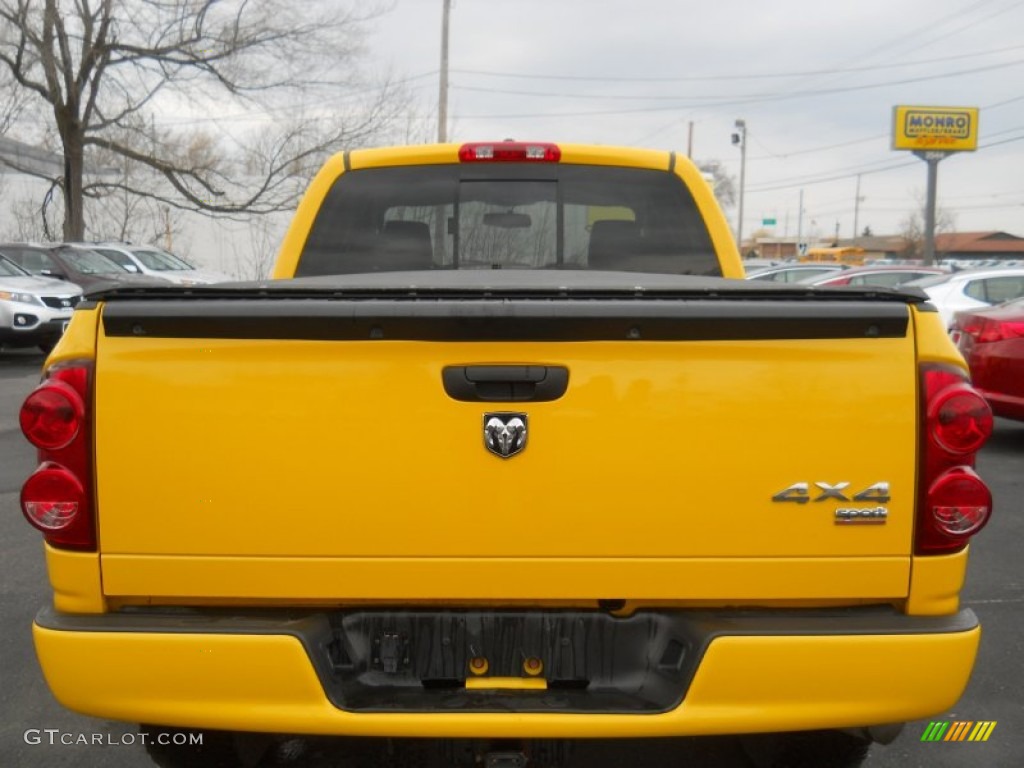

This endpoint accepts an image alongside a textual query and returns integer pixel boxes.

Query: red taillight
[928,382,993,455]
[19,362,95,550]
[21,463,85,531]
[459,142,561,163]
[927,467,991,536]
[20,379,84,450]
[959,315,1024,344]
[976,317,1024,343]
[917,365,994,555]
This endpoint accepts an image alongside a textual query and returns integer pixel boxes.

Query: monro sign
[892,106,979,152]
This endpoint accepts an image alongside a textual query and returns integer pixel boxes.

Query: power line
[451,57,1024,120]
[935,188,1024,201]
[633,93,1024,164]
[447,43,1024,85]
[748,159,919,194]
[866,0,1024,64]
[778,0,1008,93]
[748,134,888,162]
[747,122,1024,166]
[748,134,1024,194]
[947,201,1024,211]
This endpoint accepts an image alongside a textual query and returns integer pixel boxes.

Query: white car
[0,254,83,352]
[69,242,232,285]
[905,267,1024,329]
[744,263,847,283]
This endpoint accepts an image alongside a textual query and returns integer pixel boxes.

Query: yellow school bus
[801,246,866,265]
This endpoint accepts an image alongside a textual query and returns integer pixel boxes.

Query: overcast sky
[365,0,1024,242]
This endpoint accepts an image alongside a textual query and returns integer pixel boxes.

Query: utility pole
[434,0,453,261]
[163,206,172,251]
[438,0,451,143]
[796,189,805,259]
[852,173,863,241]
[732,119,747,253]
[915,152,943,265]
[687,121,694,158]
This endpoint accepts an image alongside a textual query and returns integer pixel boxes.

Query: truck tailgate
[94,295,918,601]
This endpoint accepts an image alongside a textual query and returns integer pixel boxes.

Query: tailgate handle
[442,365,569,402]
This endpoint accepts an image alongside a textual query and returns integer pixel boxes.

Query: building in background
[933,231,1024,262]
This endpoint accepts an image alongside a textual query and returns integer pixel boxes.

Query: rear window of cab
[296,163,721,277]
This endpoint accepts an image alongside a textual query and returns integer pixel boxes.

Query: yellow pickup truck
[20,142,994,767]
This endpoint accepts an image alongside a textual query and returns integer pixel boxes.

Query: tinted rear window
[297,164,720,277]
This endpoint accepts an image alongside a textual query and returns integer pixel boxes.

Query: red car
[952,297,1024,421]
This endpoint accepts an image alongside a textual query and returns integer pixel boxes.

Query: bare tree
[899,193,956,259]
[697,159,736,209]
[0,66,28,134]
[229,211,285,280]
[0,0,403,241]
[0,58,31,206]
[3,193,53,240]
[82,139,186,245]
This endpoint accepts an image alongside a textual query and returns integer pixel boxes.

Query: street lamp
[731,118,747,254]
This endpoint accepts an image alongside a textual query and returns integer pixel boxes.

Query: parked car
[808,264,949,289]
[73,242,232,285]
[904,267,1024,329]
[951,297,1024,421]
[740,258,783,271]
[0,253,83,352]
[744,263,846,283]
[0,243,169,292]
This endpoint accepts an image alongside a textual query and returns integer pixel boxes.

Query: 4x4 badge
[484,413,527,459]
[772,481,891,504]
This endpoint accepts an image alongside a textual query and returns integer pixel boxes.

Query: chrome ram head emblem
[484,413,527,459]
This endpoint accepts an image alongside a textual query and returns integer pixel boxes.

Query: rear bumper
[33,606,980,738]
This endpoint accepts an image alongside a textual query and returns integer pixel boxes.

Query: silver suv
[0,254,83,352]
[76,242,232,285]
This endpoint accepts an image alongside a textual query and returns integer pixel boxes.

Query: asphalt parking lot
[1,347,1020,767]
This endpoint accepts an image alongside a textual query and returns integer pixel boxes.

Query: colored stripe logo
[921,721,997,742]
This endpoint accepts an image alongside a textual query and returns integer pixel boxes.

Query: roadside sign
[892,105,978,264]
[892,106,978,152]
[762,218,777,226]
